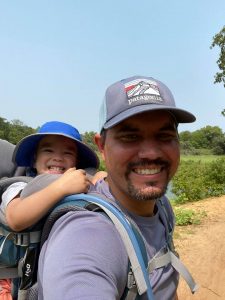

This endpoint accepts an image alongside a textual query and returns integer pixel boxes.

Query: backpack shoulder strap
[0,139,16,178]
[0,139,26,179]
[157,196,175,252]
[0,175,40,288]
[147,196,198,294]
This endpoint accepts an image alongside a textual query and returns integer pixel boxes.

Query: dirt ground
[174,195,225,300]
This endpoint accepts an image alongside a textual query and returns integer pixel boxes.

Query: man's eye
[159,133,178,141]
[120,135,138,142]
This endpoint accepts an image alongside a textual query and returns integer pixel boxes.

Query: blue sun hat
[13,121,99,169]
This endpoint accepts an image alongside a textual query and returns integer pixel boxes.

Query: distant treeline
[179,126,225,155]
[1,116,225,155]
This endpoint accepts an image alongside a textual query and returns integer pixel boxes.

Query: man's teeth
[135,168,161,175]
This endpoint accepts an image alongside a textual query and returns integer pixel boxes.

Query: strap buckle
[14,232,30,246]
[127,269,137,289]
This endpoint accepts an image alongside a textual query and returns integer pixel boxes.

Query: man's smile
[133,167,161,175]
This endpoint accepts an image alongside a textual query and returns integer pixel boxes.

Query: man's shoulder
[43,209,128,262]
[89,178,114,200]
[38,209,128,300]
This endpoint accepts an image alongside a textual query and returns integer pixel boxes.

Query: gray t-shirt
[38,179,178,300]
[0,182,27,225]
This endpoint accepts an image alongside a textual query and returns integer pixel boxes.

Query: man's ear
[94,134,105,159]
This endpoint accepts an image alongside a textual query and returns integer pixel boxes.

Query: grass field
[181,155,225,163]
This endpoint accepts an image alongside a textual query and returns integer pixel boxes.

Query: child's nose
[52,154,63,161]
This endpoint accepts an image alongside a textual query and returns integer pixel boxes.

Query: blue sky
[0,1,224,134]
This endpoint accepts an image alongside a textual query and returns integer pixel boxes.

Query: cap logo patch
[124,79,163,105]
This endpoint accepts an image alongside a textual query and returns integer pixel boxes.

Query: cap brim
[103,104,196,129]
[13,133,99,169]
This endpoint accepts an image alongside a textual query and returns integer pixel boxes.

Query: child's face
[34,135,78,175]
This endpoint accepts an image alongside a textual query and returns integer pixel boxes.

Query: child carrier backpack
[0,139,198,300]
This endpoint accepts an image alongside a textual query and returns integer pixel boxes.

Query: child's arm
[6,168,90,232]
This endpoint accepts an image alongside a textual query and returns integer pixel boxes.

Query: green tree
[7,119,35,144]
[211,26,225,116]
[0,117,10,140]
[192,126,223,149]
[81,131,98,152]
[179,126,225,155]
[179,131,195,154]
[212,134,225,155]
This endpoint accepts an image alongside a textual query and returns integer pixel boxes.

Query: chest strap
[147,247,198,293]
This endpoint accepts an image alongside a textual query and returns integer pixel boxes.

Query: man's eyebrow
[117,121,177,132]
[116,124,139,132]
[160,122,177,131]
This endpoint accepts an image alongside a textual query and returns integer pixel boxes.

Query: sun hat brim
[13,132,99,169]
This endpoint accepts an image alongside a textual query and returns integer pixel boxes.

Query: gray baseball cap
[99,75,196,131]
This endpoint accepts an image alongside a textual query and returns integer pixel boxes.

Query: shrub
[203,158,225,196]
[174,208,206,226]
[171,160,208,203]
[171,158,225,203]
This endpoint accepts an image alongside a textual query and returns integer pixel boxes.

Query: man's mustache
[127,158,170,171]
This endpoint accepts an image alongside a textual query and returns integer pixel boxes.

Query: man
[38,75,196,299]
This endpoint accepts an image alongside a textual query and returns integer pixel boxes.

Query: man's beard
[127,180,168,201]
[125,158,170,201]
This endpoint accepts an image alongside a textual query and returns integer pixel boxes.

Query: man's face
[97,111,180,208]
[34,135,77,175]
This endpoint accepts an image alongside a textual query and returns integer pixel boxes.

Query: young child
[1,121,101,232]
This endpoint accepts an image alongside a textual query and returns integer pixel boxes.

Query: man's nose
[137,139,162,159]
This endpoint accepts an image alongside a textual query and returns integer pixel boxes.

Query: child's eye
[64,151,75,156]
[42,148,53,153]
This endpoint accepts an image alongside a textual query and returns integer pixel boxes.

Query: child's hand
[91,171,107,184]
[56,168,90,196]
